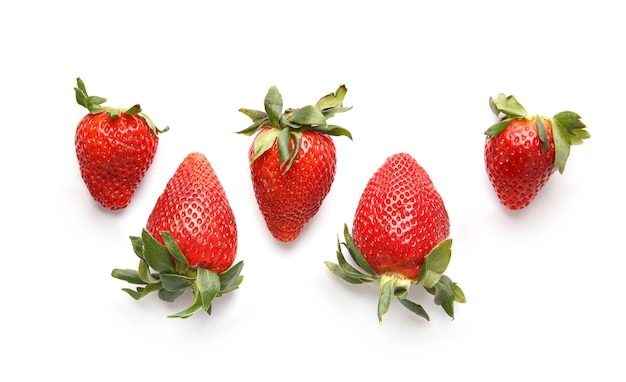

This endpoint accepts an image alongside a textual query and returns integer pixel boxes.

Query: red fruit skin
[249,128,337,242]
[352,153,449,280]
[146,152,237,274]
[75,111,158,210]
[485,118,555,210]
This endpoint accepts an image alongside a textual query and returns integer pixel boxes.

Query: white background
[1,1,624,380]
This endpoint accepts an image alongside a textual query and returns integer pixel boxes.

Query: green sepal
[569,128,590,144]
[425,277,466,309]
[196,268,221,313]
[553,111,588,141]
[453,283,467,303]
[316,85,348,110]
[277,127,292,165]
[219,276,243,295]
[426,275,457,319]
[160,273,195,292]
[239,108,268,122]
[417,238,453,289]
[121,288,144,300]
[288,105,327,126]
[327,225,465,324]
[166,269,220,319]
[236,113,268,136]
[168,289,204,319]
[140,111,169,136]
[237,84,352,172]
[264,86,283,128]
[485,93,528,140]
[111,269,145,285]
[342,224,377,276]
[158,289,185,302]
[336,235,375,282]
[74,77,107,114]
[551,111,589,173]
[336,251,375,282]
[377,273,416,324]
[321,107,352,120]
[484,119,513,139]
[282,130,302,173]
[121,282,163,301]
[315,85,353,121]
[378,275,394,324]
[138,259,160,284]
[112,229,244,318]
[74,77,168,136]
[141,229,175,274]
[325,261,365,284]
[250,128,280,163]
[323,231,375,284]
[219,261,244,294]
[487,94,589,174]
[397,298,430,321]
[129,235,145,259]
[161,231,188,274]
[125,104,141,115]
[489,93,527,119]
[393,276,412,299]
[535,116,550,153]
[313,125,353,139]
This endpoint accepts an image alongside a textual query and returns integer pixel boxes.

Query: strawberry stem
[74,77,169,137]
[111,229,244,318]
[378,272,413,324]
[237,85,352,173]
[326,225,465,324]
[486,93,589,174]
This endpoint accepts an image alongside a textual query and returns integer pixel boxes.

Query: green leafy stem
[74,77,169,137]
[237,85,353,173]
[325,224,466,324]
[485,93,589,173]
[111,228,244,318]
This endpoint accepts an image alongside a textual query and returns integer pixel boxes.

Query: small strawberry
[74,77,168,210]
[485,93,590,210]
[326,153,465,324]
[111,152,243,318]
[237,85,352,242]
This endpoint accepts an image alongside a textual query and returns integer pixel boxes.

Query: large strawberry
[74,77,168,210]
[111,152,243,318]
[237,85,352,242]
[326,153,465,324]
[485,93,589,210]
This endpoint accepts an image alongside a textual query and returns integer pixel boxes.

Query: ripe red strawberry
[237,85,352,242]
[326,153,465,324]
[111,152,243,318]
[74,77,168,210]
[485,94,589,210]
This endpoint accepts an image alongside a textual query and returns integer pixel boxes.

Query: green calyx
[74,77,169,137]
[485,93,590,173]
[111,228,244,319]
[324,224,466,325]
[237,85,353,173]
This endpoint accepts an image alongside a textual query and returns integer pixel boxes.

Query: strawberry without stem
[74,77,168,210]
[111,152,243,318]
[237,85,352,242]
[326,153,465,324]
[485,94,589,210]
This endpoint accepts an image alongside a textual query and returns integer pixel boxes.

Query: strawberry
[326,152,465,324]
[111,152,243,318]
[485,94,590,210]
[237,85,352,242]
[74,77,168,210]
